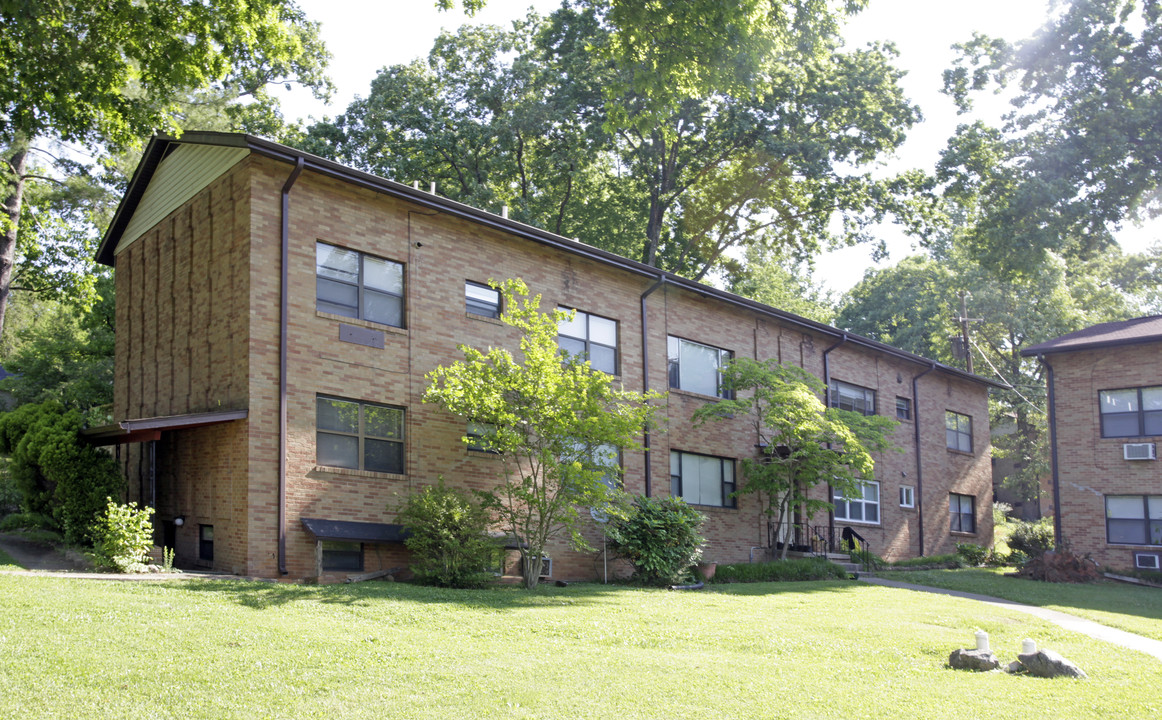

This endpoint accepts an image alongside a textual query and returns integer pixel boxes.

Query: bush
[1009,518,1054,559]
[710,557,848,583]
[0,512,57,533]
[606,495,705,585]
[397,479,498,589]
[90,499,154,573]
[955,543,989,566]
[0,401,124,544]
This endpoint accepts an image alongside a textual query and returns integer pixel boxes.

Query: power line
[968,336,1046,416]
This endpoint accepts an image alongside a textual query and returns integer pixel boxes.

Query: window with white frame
[559,309,618,375]
[317,396,405,474]
[465,281,501,318]
[834,480,880,523]
[667,336,731,398]
[670,451,736,507]
[830,380,876,416]
[950,493,975,533]
[899,485,915,508]
[1099,387,1162,438]
[896,396,912,420]
[1105,495,1162,546]
[946,411,973,453]
[316,241,404,327]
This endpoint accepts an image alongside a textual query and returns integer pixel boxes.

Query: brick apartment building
[89,132,996,581]
[1023,316,1162,571]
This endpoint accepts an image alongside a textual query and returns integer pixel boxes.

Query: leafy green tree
[423,279,661,588]
[939,0,1162,274]
[693,358,895,559]
[727,248,837,324]
[0,0,332,338]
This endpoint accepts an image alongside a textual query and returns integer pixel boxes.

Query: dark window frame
[829,379,876,416]
[466,421,500,453]
[896,396,912,421]
[465,281,501,319]
[1105,495,1162,546]
[316,395,406,475]
[670,450,736,508]
[316,241,405,328]
[950,493,975,533]
[321,541,364,572]
[1099,386,1162,438]
[199,524,214,562]
[558,307,619,375]
[667,336,733,399]
[946,411,973,453]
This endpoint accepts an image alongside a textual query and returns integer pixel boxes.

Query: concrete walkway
[861,575,1162,662]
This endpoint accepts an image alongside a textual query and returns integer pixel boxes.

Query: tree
[0,0,332,338]
[939,0,1162,274]
[422,279,661,588]
[310,2,930,282]
[693,358,895,559]
[727,248,837,324]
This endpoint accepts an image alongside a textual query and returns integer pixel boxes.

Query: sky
[276,0,1157,293]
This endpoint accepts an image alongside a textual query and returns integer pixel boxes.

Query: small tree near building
[423,279,661,588]
[693,359,896,559]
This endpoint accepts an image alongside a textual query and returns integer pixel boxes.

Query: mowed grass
[1,576,1160,719]
[880,567,1162,641]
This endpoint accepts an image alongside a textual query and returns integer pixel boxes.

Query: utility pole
[956,291,981,374]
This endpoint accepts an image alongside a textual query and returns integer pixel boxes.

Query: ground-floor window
[950,493,975,533]
[1106,495,1162,546]
[670,451,735,507]
[321,541,364,572]
[834,481,880,524]
[199,525,214,561]
[317,396,405,474]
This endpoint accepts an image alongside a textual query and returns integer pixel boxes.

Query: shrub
[710,557,848,583]
[606,495,705,585]
[90,499,155,573]
[397,479,499,589]
[1009,518,1054,559]
[0,512,57,533]
[955,543,989,566]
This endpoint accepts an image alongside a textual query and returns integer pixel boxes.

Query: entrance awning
[300,518,410,544]
[81,408,248,446]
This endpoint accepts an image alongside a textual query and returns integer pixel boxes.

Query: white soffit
[114,144,249,256]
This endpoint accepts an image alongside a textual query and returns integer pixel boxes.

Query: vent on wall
[1134,552,1160,570]
[1124,443,1157,461]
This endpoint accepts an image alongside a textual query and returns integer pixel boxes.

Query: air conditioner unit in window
[1124,443,1157,461]
[523,555,552,579]
[1134,553,1160,570]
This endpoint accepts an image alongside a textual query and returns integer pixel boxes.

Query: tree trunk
[0,143,29,342]
[523,553,542,589]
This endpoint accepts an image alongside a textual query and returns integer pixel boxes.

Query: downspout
[640,274,666,497]
[278,156,305,575]
[821,334,848,549]
[1039,354,1063,549]
[912,363,937,557]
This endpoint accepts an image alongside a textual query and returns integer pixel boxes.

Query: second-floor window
[668,336,731,398]
[946,411,973,453]
[465,281,501,318]
[317,396,405,474]
[558,309,618,375]
[830,380,875,416]
[1100,386,1162,438]
[316,241,404,327]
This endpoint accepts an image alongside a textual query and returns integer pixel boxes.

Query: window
[946,411,973,452]
[317,396,405,474]
[1100,387,1162,438]
[668,337,731,398]
[562,442,621,492]
[559,309,618,375]
[1106,495,1162,546]
[830,380,875,416]
[670,451,735,507]
[950,493,975,533]
[896,397,912,420]
[834,481,880,524]
[465,281,500,318]
[899,485,915,508]
[321,541,364,572]
[466,421,499,453]
[316,241,404,327]
[199,525,214,562]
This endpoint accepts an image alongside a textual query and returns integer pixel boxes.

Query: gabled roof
[98,132,1006,390]
[1021,315,1162,356]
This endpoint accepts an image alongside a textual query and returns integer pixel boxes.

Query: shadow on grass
[176,575,865,610]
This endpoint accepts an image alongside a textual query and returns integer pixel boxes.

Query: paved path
[861,575,1162,662]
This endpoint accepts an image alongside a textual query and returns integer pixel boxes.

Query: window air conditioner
[523,555,552,579]
[1124,443,1157,460]
[1134,553,1160,570]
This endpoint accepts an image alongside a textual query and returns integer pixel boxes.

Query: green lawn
[880,567,1162,641]
[1,576,1160,718]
